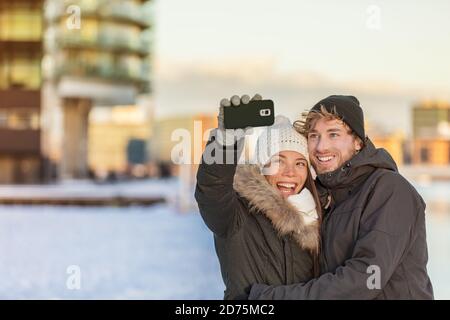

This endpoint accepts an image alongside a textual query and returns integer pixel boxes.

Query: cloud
[152,57,450,136]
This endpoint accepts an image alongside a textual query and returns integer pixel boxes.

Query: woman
[195,95,321,300]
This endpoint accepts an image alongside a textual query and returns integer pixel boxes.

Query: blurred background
[0,0,449,299]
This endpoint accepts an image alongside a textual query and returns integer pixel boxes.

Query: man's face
[307,118,361,174]
[264,151,308,199]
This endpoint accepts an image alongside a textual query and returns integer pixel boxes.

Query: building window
[0,53,41,89]
[0,109,39,130]
[0,111,8,127]
[420,147,429,163]
[448,143,450,164]
[0,2,42,41]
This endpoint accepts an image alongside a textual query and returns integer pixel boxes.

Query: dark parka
[249,139,434,299]
[195,137,320,300]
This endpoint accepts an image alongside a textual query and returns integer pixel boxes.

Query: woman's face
[264,151,308,199]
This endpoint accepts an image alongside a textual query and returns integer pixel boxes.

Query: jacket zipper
[321,205,332,272]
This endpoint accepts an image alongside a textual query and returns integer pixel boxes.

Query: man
[249,95,434,299]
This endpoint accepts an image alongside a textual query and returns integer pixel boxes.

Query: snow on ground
[425,211,450,300]
[0,178,179,200]
[0,180,448,300]
[0,204,224,299]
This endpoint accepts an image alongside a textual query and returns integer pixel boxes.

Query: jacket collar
[233,164,320,253]
[316,138,398,206]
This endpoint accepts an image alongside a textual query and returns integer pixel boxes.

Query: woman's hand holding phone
[215,94,261,146]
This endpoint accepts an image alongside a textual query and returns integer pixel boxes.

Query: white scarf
[287,188,319,225]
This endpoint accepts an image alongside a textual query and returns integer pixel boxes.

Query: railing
[44,22,152,56]
[54,33,152,56]
[45,0,153,28]
[53,59,151,85]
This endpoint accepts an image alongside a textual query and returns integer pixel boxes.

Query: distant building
[151,114,218,164]
[41,0,153,180]
[88,102,153,178]
[412,101,450,165]
[0,0,43,183]
[366,119,405,166]
[371,134,405,166]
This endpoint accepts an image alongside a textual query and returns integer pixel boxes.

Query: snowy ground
[0,180,448,300]
[0,204,224,299]
[0,178,178,200]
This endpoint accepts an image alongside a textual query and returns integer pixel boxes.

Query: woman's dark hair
[303,167,322,277]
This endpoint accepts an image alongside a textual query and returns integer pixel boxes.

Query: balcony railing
[45,0,153,28]
[53,34,151,57]
[53,60,151,90]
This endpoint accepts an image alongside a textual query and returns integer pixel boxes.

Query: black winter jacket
[249,139,434,300]
[195,137,320,299]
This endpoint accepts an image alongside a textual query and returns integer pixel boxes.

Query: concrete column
[61,98,92,179]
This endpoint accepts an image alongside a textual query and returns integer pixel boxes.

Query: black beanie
[311,95,365,141]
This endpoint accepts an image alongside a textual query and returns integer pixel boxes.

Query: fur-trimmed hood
[233,165,320,253]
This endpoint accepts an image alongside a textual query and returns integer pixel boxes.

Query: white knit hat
[254,115,309,170]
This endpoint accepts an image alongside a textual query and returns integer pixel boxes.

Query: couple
[195,94,434,300]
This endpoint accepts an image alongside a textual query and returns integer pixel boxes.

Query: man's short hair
[294,105,364,148]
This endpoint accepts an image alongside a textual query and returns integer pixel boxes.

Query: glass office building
[43,0,152,92]
[0,0,43,183]
[41,0,153,179]
[0,0,153,182]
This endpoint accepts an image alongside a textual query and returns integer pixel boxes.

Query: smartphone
[223,99,275,129]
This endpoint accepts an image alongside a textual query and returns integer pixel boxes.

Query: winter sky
[152,0,450,135]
